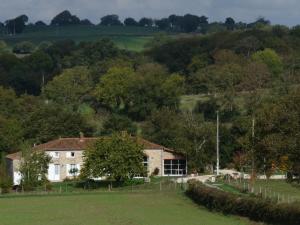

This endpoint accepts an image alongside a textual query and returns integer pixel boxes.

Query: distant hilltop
[0,10,277,35]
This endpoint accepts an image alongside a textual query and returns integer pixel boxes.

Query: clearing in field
[0,191,254,225]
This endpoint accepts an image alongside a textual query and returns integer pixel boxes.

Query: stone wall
[47,150,84,181]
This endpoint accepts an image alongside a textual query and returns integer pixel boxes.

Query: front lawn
[0,191,255,225]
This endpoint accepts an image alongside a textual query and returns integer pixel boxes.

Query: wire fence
[0,179,188,198]
[222,179,300,204]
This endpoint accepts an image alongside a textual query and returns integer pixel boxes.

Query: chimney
[79,132,84,142]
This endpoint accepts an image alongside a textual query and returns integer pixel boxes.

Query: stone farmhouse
[6,137,187,185]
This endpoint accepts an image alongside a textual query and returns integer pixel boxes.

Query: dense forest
[1,23,300,180]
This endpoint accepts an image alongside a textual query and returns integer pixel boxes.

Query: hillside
[1,26,300,181]
[0,25,162,51]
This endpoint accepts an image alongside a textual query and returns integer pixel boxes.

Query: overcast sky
[1,0,299,26]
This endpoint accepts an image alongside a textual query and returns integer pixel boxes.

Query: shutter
[66,164,70,176]
[77,164,81,175]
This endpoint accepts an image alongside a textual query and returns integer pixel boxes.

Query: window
[67,164,79,176]
[66,151,75,158]
[143,156,149,170]
[164,159,186,176]
[54,164,60,175]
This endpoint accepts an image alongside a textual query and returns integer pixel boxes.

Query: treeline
[1,10,275,35]
[1,25,300,180]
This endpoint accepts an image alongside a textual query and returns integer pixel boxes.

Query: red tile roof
[6,137,180,160]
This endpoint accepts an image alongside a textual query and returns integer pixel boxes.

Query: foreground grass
[0,191,254,225]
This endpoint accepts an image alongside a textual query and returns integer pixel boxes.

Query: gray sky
[1,0,300,26]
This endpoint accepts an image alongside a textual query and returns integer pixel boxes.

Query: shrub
[0,176,12,193]
[186,180,300,225]
[13,41,35,54]
[152,167,160,176]
[122,178,144,186]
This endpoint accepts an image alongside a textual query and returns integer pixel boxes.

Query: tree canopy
[81,132,145,181]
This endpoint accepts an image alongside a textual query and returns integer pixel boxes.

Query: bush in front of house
[0,176,12,193]
[186,180,300,225]
[122,178,144,186]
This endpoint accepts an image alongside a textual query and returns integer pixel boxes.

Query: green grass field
[0,191,257,225]
[251,180,300,202]
[0,25,161,51]
[217,179,300,204]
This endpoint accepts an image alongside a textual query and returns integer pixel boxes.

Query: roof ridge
[59,137,99,140]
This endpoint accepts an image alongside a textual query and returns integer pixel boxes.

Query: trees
[253,89,300,179]
[43,67,93,108]
[94,66,135,111]
[125,64,184,120]
[51,10,80,26]
[24,103,93,143]
[35,21,47,26]
[138,18,153,27]
[168,15,182,30]
[179,14,208,33]
[225,17,235,30]
[252,48,283,76]
[100,15,122,26]
[5,15,28,34]
[145,33,170,49]
[143,109,216,173]
[103,114,137,135]
[155,18,170,30]
[64,39,121,67]
[0,152,12,193]
[80,19,94,26]
[0,41,8,54]
[13,41,35,54]
[180,14,201,33]
[19,144,51,190]
[143,108,184,149]
[0,116,23,154]
[81,132,145,181]
[235,36,262,57]
[238,62,271,92]
[124,18,138,26]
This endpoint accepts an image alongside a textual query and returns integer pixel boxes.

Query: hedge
[186,180,300,225]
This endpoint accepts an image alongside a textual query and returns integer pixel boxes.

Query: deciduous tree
[81,132,145,181]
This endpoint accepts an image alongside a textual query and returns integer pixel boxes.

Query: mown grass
[216,179,300,204]
[0,25,160,51]
[250,180,300,202]
[0,190,258,225]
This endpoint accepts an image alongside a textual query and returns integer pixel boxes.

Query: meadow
[0,191,258,225]
[0,25,161,51]
[251,180,300,202]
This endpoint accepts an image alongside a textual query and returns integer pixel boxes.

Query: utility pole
[216,111,220,176]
